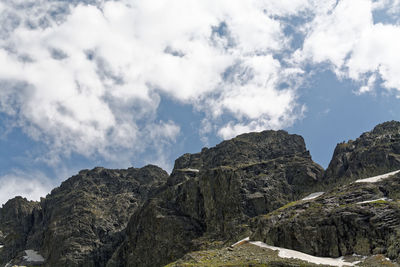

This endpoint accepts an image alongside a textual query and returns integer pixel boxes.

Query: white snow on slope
[231,237,250,247]
[356,198,391,204]
[23,250,45,263]
[0,245,3,249]
[186,168,200,173]
[249,241,356,266]
[302,192,324,201]
[355,170,400,183]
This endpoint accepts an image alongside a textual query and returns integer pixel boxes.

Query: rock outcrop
[162,122,400,266]
[251,172,400,262]
[108,130,324,267]
[0,197,39,264]
[0,165,168,267]
[325,121,400,184]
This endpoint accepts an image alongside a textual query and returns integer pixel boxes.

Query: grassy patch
[165,243,325,267]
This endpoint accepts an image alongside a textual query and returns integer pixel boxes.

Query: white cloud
[357,72,378,94]
[372,0,400,15]
[213,56,304,139]
[300,0,400,94]
[347,24,400,91]
[0,0,313,167]
[2,0,399,177]
[300,0,373,69]
[0,170,55,205]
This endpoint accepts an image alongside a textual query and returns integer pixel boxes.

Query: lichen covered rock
[0,196,39,265]
[251,173,400,263]
[325,121,400,184]
[0,165,168,267]
[109,130,324,267]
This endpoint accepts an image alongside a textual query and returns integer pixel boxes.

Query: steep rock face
[109,130,324,267]
[0,165,168,267]
[325,121,400,184]
[251,172,400,263]
[0,197,39,265]
[174,130,308,170]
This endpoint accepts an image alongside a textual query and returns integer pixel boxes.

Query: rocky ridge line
[2,121,400,266]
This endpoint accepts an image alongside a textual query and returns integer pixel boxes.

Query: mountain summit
[1,122,400,266]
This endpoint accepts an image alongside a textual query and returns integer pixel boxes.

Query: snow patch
[23,249,45,263]
[231,237,250,247]
[0,244,3,249]
[249,241,356,266]
[178,168,200,173]
[302,192,324,201]
[356,198,391,204]
[355,170,400,183]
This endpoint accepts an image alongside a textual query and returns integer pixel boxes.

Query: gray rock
[325,121,400,184]
[251,173,400,263]
[108,130,324,267]
[0,196,39,265]
[0,165,168,267]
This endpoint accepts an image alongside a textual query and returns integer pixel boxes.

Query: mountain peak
[2,122,400,266]
[325,120,400,183]
[371,120,400,135]
[173,129,309,172]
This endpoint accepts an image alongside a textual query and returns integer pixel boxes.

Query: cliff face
[107,130,324,267]
[249,122,400,264]
[2,122,400,267]
[173,130,309,170]
[325,121,400,184]
[0,197,39,264]
[0,165,168,267]
[251,172,400,262]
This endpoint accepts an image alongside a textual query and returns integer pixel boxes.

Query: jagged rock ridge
[1,121,400,267]
[0,165,168,267]
[325,120,400,184]
[0,197,39,264]
[107,130,324,267]
[251,172,400,263]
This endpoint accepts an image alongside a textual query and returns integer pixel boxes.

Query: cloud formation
[1,0,400,175]
[0,170,55,205]
[0,0,311,163]
[299,0,400,95]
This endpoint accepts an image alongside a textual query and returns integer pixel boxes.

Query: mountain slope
[2,122,400,267]
[158,121,400,266]
[107,130,324,267]
[0,165,168,267]
[325,121,400,184]
[251,171,400,262]
[0,197,39,264]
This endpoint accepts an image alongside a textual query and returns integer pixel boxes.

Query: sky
[1,0,400,204]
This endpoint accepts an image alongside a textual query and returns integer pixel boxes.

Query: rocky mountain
[1,121,400,267]
[0,197,39,264]
[325,121,400,184]
[0,165,168,267]
[107,130,324,267]
[251,172,400,262]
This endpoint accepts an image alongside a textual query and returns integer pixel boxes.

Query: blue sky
[1,0,400,204]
